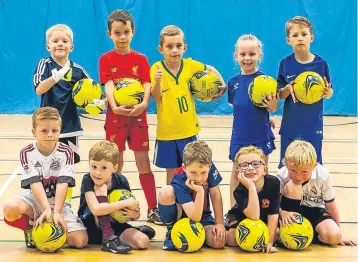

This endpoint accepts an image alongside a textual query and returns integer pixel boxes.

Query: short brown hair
[234,146,265,165]
[32,107,62,129]
[107,10,134,31]
[285,16,313,36]
[159,25,184,46]
[89,140,119,166]
[183,140,212,167]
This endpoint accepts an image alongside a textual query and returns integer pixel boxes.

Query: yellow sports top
[150,58,206,140]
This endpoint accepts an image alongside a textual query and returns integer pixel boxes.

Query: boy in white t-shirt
[2,107,88,249]
[277,140,356,246]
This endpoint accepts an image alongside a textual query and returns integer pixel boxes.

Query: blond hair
[283,140,317,167]
[285,16,313,36]
[32,107,62,129]
[234,145,265,165]
[235,34,263,59]
[159,25,184,46]
[46,24,73,43]
[89,141,119,166]
[183,140,212,167]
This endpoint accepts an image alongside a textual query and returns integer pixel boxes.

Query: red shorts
[105,123,149,152]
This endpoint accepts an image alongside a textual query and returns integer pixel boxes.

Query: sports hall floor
[0,114,357,261]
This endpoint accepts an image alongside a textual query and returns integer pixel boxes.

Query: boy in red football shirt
[99,10,161,224]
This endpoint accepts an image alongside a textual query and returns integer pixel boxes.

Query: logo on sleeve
[212,169,219,180]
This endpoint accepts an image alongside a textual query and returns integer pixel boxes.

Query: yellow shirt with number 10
[150,58,206,140]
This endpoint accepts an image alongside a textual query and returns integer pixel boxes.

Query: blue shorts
[153,135,197,168]
[229,139,276,162]
[279,137,322,168]
[180,213,216,227]
[200,215,216,226]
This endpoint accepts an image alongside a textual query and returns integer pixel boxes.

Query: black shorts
[59,136,80,164]
[82,214,133,245]
[281,196,333,242]
[226,205,270,229]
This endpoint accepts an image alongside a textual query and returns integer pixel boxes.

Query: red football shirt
[99,50,151,127]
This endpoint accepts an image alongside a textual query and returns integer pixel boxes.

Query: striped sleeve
[73,62,90,79]
[57,143,76,187]
[33,58,50,88]
[20,144,41,189]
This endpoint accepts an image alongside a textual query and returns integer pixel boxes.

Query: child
[151,25,226,184]
[277,140,356,246]
[99,10,161,224]
[277,16,333,168]
[3,107,88,249]
[77,140,155,254]
[33,24,90,164]
[226,146,280,253]
[226,34,278,217]
[158,140,226,250]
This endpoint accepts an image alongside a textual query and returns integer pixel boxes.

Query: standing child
[33,24,90,164]
[226,34,278,213]
[151,25,226,184]
[3,107,88,249]
[99,10,161,224]
[277,16,333,168]
[277,140,356,246]
[77,140,155,254]
[226,146,280,253]
[158,141,226,250]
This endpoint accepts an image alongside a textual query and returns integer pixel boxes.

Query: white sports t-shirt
[276,164,335,208]
[20,142,75,204]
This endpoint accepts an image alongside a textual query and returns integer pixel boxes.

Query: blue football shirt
[228,71,272,144]
[171,164,222,218]
[277,54,331,140]
[33,57,90,137]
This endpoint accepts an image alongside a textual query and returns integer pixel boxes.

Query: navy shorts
[180,213,216,227]
[279,137,322,168]
[229,139,276,161]
[153,135,197,168]
[82,214,133,245]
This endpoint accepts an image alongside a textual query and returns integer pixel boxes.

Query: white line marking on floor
[0,165,21,200]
